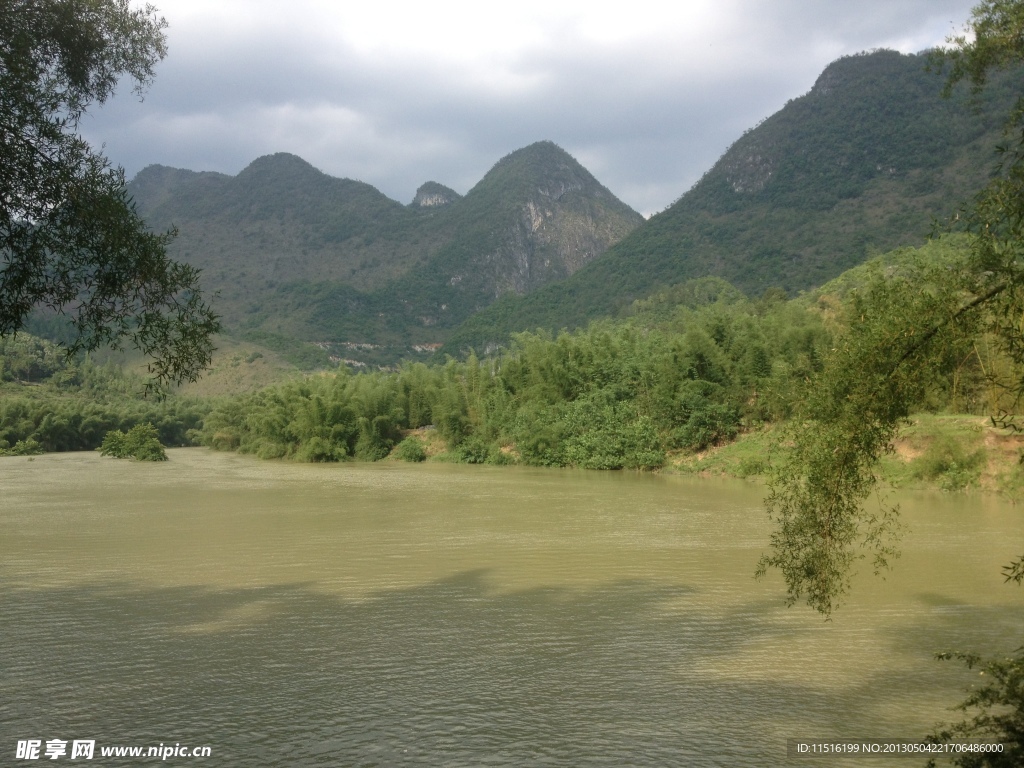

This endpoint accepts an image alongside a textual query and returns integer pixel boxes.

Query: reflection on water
[1,449,1021,766]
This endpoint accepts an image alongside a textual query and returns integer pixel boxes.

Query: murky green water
[1,449,1021,766]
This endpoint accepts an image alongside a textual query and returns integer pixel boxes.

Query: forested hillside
[447,50,1022,353]
[124,51,1021,364]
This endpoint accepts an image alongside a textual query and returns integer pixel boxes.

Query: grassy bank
[666,413,1024,498]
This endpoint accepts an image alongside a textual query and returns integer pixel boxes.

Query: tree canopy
[0,0,218,386]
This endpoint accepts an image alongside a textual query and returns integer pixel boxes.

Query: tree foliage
[0,0,219,386]
[924,645,1024,767]
[757,254,984,613]
[0,331,210,452]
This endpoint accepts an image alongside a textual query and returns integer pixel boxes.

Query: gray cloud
[82,0,978,215]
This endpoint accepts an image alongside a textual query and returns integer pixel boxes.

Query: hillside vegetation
[13,48,1024,493]
[0,334,210,455]
[447,51,1022,352]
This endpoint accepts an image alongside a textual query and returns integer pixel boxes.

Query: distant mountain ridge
[446,50,1022,352]
[128,142,643,359]
[130,152,434,292]
[130,50,1021,366]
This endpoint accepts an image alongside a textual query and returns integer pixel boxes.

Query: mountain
[129,152,446,295]
[128,142,642,362]
[372,141,643,326]
[446,50,1021,353]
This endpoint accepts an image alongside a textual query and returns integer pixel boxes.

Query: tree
[0,0,218,387]
[757,0,1024,616]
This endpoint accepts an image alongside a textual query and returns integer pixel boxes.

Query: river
[1,449,1021,766]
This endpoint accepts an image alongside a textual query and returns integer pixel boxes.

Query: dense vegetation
[99,422,168,461]
[0,276,816,465]
[122,51,1024,369]
[0,334,210,455]
[198,237,1006,474]
[193,275,830,468]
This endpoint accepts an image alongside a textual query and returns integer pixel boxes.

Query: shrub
[296,436,344,462]
[675,403,740,451]
[393,437,427,462]
[208,429,240,451]
[452,435,493,464]
[0,438,44,456]
[99,423,168,461]
[558,397,665,470]
[354,414,400,461]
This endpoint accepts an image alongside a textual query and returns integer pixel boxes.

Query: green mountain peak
[470,141,611,202]
[412,181,461,208]
[239,151,321,175]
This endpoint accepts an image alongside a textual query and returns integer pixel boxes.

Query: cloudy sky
[83,0,978,216]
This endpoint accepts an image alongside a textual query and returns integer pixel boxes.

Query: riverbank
[386,412,1024,498]
[667,412,1024,497]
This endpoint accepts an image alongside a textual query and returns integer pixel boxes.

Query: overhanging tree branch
[0,0,218,385]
